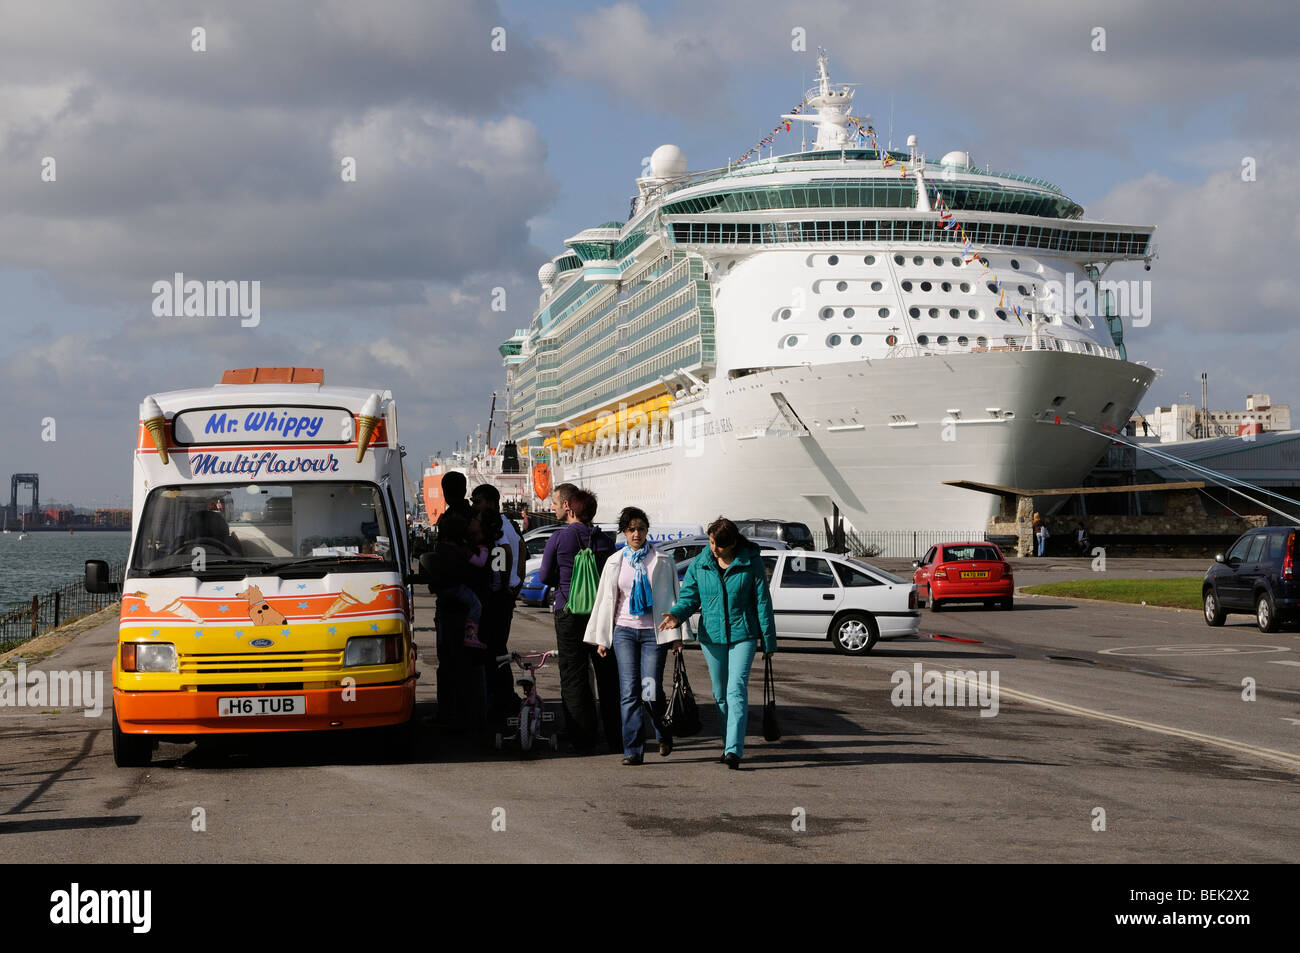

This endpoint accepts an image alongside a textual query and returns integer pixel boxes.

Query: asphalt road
[1,558,1297,863]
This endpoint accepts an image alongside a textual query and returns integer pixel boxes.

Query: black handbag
[761,654,781,742]
[664,651,701,737]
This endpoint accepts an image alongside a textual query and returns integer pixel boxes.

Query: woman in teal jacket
[659,517,776,768]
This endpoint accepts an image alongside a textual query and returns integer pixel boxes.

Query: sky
[1,0,1298,506]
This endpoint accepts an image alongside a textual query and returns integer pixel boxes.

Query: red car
[912,542,1014,610]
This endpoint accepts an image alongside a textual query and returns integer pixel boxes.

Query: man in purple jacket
[540,487,620,752]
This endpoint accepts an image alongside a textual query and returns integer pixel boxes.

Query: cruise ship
[497,53,1158,533]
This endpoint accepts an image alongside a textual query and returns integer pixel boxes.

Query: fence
[810,529,986,559]
[0,561,126,653]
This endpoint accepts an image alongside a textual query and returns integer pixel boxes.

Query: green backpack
[567,534,600,615]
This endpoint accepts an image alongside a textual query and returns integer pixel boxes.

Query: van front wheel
[112,708,153,768]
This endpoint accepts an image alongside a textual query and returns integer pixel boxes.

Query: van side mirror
[911,560,921,569]
[85,560,122,594]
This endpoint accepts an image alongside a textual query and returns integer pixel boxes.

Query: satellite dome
[940,150,971,168]
[537,262,557,285]
[650,144,687,179]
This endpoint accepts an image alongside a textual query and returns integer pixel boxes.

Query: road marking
[1099,644,1290,657]
[1269,660,1300,668]
[938,670,1300,772]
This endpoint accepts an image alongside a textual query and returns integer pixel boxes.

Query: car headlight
[344,635,401,666]
[122,642,178,673]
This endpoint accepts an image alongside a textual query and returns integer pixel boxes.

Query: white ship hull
[554,350,1154,533]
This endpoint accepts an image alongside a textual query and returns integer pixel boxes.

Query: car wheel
[112,708,153,768]
[1256,592,1279,633]
[1203,588,1226,627]
[931,599,943,612]
[830,612,878,656]
[1000,597,1014,610]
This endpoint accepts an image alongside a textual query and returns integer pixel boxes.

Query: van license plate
[960,571,989,579]
[218,695,305,717]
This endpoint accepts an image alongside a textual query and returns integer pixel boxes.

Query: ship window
[1010,259,1021,270]
[917,334,929,345]
[821,307,833,319]
[969,309,979,319]
[936,335,949,345]
[836,280,848,292]
[785,336,799,347]
[996,309,1008,320]
[952,257,962,267]
[864,255,876,265]
[986,282,998,293]
[828,334,842,346]
[941,282,952,292]
[901,280,913,292]
[958,336,969,346]
[894,254,905,265]
[851,334,862,345]
[1018,284,1028,295]
[871,280,883,291]
[977,336,988,346]
[928,308,940,318]
[828,254,839,265]
[878,307,890,318]
[920,281,932,292]
[933,256,943,266]
[780,309,792,320]
[949,309,960,319]
[912,255,923,265]
[960,282,971,293]
[844,307,856,318]
[909,307,920,318]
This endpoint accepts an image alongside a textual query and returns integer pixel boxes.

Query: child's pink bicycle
[493,651,559,754]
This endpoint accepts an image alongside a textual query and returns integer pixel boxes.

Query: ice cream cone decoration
[141,396,170,464]
[321,588,363,620]
[354,392,382,462]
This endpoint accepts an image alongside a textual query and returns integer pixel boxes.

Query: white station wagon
[754,551,920,655]
[673,549,919,654]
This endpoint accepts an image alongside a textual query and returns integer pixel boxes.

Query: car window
[921,546,936,566]
[942,545,1000,562]
[1226,536,1252,562]
[1266,533,1286,563]
[834,561,881,587]
[760,554,778,582]
[782,523,813,543]
[1245,535,1267,564]
[780,556,838,589]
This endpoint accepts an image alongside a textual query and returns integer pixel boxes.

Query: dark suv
[1203,526,1300,632]
[734,519,815,551]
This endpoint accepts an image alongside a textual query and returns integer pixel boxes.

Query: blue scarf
[625,544,653,615]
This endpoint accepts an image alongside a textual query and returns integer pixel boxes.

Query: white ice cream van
[85,367,417,766]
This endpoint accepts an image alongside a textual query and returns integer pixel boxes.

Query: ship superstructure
[500,53,1158,532]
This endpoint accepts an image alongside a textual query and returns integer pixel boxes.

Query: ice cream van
[85,367,418,766]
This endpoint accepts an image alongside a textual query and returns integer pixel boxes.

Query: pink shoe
[464,622,486,650]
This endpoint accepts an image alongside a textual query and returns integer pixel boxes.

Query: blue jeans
[699,639,758,758]
[1036,535,1046,556]
[611,625,668,758]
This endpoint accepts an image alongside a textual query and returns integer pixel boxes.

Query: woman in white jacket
[584,506,687,765]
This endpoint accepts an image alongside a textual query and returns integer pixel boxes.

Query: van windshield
[131,482,396,576]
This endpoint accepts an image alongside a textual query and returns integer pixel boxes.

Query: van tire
[1203,588,1226,627]
[112,708,153,768]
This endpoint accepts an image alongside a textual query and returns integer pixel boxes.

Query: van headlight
[123,642,178,673]
[344,635,402,666]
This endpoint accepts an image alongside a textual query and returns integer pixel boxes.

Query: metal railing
[0,561,126,653]
[811,529,985,559]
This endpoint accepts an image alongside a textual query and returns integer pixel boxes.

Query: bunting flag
[730,100,811,166]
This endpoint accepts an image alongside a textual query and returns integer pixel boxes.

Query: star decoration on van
[218,605,229,612]
[298,602,308,610]
[193,629,203,637]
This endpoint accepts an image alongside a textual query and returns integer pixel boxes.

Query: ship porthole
[885,334,897,346]
[828,254,839,265]
[852,334,863,345]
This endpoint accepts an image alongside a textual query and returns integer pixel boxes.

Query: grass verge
[1020,578,1202,610]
